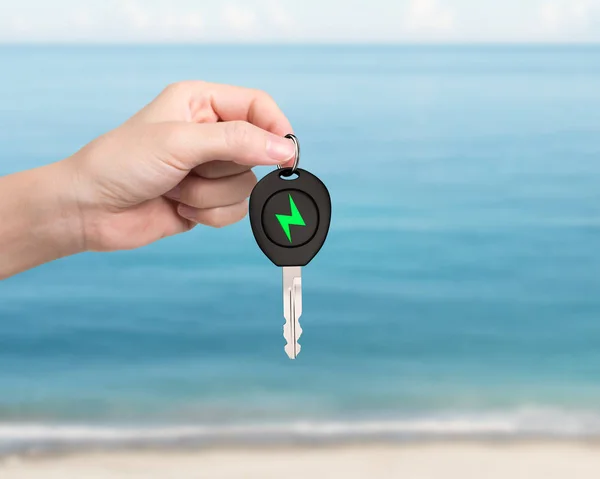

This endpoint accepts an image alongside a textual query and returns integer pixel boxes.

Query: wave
[2,408,600,455]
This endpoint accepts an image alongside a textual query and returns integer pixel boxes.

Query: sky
[0,0,599,43]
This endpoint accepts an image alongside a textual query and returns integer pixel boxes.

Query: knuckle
[162,80,204,97]
[242,170,258,193]
[178,205,200,223]
[181,180,207,208]
[192,162,219,179]
[206,204,247,229]
[206,209,229,229]
[253,88,275,104]
[162,82,187,97]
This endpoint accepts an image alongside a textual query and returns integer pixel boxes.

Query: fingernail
[266,136,295,162]
[178,204,197,220]
[165,186,181,201]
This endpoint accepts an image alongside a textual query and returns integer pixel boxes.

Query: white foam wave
[2,408,600,452]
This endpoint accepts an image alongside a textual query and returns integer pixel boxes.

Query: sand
[2,442,600,479]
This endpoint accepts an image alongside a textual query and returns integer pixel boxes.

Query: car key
[249,134,331,359]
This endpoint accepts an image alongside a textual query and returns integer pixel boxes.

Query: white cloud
[0,1,206,42]
[116,1,204,40]
[71,10,93,29]
[119,1,147,30]
[268,1,293,29]
[216,1,296,41]
[1,0,600,43]
[540,0,600,38]
[222,4,259,33]
[541,3,562,31]
[403,0,455,36]
[9,16,33,34]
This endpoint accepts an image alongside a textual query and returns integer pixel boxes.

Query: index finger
[206,83,296,168]
[202,82,294,137]
[136,81,294,136]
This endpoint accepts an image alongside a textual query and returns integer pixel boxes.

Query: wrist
[0,159,86,279]
[41,158,88,257]
[26,159,87,259]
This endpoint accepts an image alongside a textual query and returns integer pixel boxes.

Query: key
[249,134,331,359]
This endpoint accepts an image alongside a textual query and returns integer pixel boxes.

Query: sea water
[1,45,600,452]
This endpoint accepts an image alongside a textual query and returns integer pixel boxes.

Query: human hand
[66,81,295,252]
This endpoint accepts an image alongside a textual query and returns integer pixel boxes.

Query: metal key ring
[278,133,300,175]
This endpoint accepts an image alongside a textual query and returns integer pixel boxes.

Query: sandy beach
[2,442,600,479]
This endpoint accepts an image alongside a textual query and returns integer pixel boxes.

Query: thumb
[155,121,296,171]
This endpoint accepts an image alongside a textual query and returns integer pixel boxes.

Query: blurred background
[2,0,600,475]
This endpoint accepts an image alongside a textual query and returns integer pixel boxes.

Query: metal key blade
[283,266,303,359]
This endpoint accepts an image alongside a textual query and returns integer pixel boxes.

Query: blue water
[2,45,600,449]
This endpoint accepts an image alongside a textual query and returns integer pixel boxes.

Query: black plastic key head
[249,168,331,267]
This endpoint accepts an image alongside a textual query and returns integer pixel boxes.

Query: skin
[0,81,296,280]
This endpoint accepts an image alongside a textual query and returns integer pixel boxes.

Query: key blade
[283,266,303,359]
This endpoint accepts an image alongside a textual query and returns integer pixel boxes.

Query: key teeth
[282,266,303,359]
[283,323,303,340]
[285,343,301,359]
[283,323,303,359]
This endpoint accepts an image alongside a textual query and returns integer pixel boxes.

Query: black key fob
[249,167,331,267]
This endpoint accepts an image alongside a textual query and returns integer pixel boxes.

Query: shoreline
[3,441,600,479]
[4,435,600,459]
[4,415,600,459]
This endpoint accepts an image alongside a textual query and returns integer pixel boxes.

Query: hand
[66,81,295,252]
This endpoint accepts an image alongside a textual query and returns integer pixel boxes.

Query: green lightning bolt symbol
[276,194,306,243]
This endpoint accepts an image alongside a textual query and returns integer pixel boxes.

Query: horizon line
[1,41,600,47]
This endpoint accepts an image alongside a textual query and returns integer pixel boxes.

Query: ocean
[1,45,600,453]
